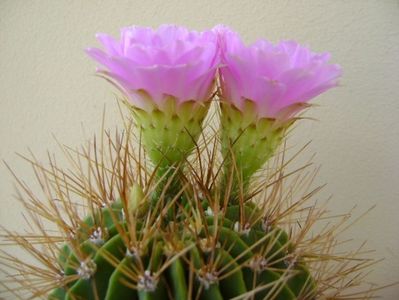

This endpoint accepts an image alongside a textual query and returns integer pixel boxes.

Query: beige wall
[1,0,398,298]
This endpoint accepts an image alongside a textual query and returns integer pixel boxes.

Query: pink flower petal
[87,25,219,109]
[217,28,342,118]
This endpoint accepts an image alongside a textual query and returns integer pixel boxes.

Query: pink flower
[216,26,342,119]
[86,25,219,111]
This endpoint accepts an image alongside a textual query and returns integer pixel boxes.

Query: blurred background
[1,0,398,298]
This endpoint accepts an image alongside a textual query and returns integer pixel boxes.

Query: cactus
[0,118,381,299]
[47,191,316,300]
[0,25,381,300]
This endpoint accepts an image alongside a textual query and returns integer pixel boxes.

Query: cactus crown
[0,104,378,299]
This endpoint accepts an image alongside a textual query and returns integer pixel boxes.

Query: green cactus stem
[48,196,316,300]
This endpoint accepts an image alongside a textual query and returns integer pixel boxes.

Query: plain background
[1,0,398,298]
